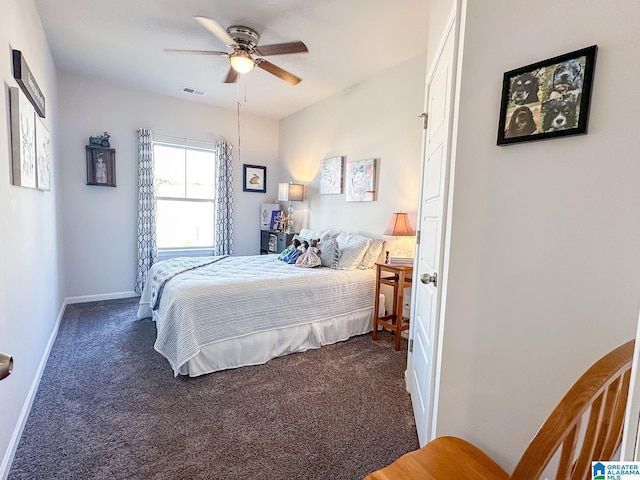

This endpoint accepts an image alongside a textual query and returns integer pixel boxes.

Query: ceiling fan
[165,16,308,85]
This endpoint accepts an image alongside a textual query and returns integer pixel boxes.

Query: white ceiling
[34,0,430,119]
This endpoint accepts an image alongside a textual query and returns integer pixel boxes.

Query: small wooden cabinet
[373,263,413,351]
[260,230,295,255]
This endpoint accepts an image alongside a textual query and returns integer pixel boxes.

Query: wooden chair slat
[555,424,579,480]
[603,369,631,459]
[570,394,604,480]
[593,377,623,459]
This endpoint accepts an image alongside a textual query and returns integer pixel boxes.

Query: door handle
[421,272,437,287]
[0,353,13,381]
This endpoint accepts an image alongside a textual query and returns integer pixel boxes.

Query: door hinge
[419,113,428,130]
[416,230,420,245]
[409,339,414,353]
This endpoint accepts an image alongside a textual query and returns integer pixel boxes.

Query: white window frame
[153,140,216,259]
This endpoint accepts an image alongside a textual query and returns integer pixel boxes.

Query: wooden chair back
[364,340,635,480]
[510,339,634,479]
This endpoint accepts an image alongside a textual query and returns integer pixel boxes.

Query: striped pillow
[358,238,385,269]
[335,232,372,270]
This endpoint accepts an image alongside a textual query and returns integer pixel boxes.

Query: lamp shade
[277,183,304,202]
[383,212,416,236]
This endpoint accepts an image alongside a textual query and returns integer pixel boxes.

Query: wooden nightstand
[373,263,413,351]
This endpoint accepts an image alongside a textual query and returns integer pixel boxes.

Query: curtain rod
[153,133,217,146]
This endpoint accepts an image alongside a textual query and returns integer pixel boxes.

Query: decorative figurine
[89,131,111,148]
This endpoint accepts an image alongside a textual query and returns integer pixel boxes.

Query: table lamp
[383,212,416,259]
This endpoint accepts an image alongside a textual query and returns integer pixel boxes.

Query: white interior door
[408,21,456,446]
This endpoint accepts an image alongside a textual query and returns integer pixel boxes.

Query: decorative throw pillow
[318,238,342,269]
[335,232,372,270]
[359,238,385,269]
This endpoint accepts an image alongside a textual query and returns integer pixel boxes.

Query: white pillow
[317,229,340,240]
[359,238,385,269]
[299,228,339,241]
[335,232,372,270]
[298,228,319,240]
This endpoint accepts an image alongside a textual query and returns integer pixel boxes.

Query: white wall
[426,0,455,70]
[434,0,640,471]
[58,74,279,298]
[279,53,427,239]
[0,0,64,476]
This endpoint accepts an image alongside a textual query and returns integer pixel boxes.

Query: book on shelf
[268,234,277,252]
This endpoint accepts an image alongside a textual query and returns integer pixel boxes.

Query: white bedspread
[137,255,376,376]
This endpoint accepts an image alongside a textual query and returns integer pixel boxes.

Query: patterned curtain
[135,129,157,294]
[214,140,233,255]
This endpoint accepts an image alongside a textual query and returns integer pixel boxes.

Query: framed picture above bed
[346,158,377,202]
[320,156,344,195]
[243,164,266,193]
[497,45,597,146]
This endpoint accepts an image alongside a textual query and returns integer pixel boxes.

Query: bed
[137,231,383,376]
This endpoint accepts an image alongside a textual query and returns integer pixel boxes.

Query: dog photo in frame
[497,45,597,146]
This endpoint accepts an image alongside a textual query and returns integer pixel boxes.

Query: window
[154,143,216,254]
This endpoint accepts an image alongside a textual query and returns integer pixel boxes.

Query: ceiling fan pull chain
[237,100,242,163]
[244,77,247,104]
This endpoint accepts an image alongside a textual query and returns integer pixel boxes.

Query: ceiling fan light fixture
[229,51,254,73]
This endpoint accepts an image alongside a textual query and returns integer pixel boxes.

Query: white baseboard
[65,291,138,304]
[0,298,68,480]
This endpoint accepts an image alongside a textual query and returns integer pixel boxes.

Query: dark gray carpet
[9,297,418,480]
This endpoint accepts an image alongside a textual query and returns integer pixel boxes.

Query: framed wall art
[9,87,37,188]
[346,158,377,202]
[497,45,597,146]
[35,116,51,190]
[243,164,266,193]
[319,156,344,194]
[86,146,116,187]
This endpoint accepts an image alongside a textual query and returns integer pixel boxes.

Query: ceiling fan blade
[193,16,238,47]
[254,41,308,56]
[257,60,302,85]
[164,48,228,56]
[224,67,238,84]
